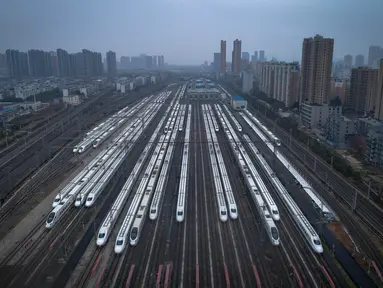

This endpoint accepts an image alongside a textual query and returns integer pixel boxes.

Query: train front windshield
[130,228,138,240]
[47,212,55,223]
[271,227,279,240]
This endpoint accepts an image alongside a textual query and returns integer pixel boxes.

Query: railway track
[0,95,145,232]
[0,92,114,200]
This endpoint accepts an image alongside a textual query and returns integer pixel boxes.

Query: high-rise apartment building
[330,78,349,104]
[152,56,157,68]
[120,56,130,69]
[355,54,364,67]
[251,51,258,63]
[259,50,265,62]
[158,55,164,68]
[57,48,70,77]
[344,54,353,68]
[242,52,250,61]
[28,49,49,77]
[220,40,226,73]
[368,46,383,67]
[259,61,300,107]
[106,51,117,76]
[347,67,378,114]
[232,39,242,73]
[374,60,383,120]
[300,34,334,105]
[213,53,221,73]
[6,49,29,79]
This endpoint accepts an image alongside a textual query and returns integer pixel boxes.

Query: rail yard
[0,81,382,288]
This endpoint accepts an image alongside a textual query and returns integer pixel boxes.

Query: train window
[231,208,237,213]
[313,239,321,245]
[177,211,183,216]
[272,210,278,215]
[265,214,271,218]
[221,210,227,215]
[150,209,156,214]
[98,233,105,239]
[87,197,93,201]
[130,228,138,240]
[46,212,55,223]
[116,240,123,246]
[271,227,279,240]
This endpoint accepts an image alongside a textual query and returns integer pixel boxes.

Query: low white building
[231,95,247,110]
[300,103,342,128]
[80,87,88,97]
[63,95,81,105]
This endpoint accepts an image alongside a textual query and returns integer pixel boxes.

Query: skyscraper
[259,50,265,62]
[242,52,250,61]
[28,49,48,77]
[232,39,242,73]
[57,48,70,77]
[6,49,28,79]
[213,53,221,73]
[158,55,164,68]
[220,40,226,73]
[344,54,353,68]
[368,46,383,67]
[355,54,364,67]
[106,51,117,76]
[152,56,157,68]
[300,34,334,105]
[374,60,383,120]
[251,51,258,63]
[348,67,378,114]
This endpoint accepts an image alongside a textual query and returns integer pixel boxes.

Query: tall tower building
[232,39,242,73]
[252,51,258,63]
[347,67,378,114]
[368,46,383,67]
[300,34,334,105]
[220,40,226,73]
[213,53,221,73]
[28,49,47,77]
[355,54,365,67]
[259,50,265,62]
[106,51,117,76]
[152,56,158,68]
[6,49,29,79]
[344,54,353,68]
[57,49,70,77]
[374,60,383,120]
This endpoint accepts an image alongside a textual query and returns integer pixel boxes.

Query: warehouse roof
[232,95,244,101]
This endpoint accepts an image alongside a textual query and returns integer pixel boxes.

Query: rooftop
[232,95,244,101]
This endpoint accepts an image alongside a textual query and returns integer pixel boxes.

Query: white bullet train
[243,134,323,253]
[223,105,242,132]
[244,110,281,146]
[206,105,238,219]
[203,106,228,222]
[176,105,191,222]
[215,104,280,246]
[97,99,173,246]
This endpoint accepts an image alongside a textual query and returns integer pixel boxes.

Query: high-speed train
[243,134,323,253]
[205,105,237,219]
[97,100,173,246]
[215,104,280,245]
[244,110,281,146]
[203,106,228,222]
[176,105,191,222]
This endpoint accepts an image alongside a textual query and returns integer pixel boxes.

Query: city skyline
[1,0,382,65]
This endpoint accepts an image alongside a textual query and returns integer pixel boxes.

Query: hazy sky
[1,0,382,65]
